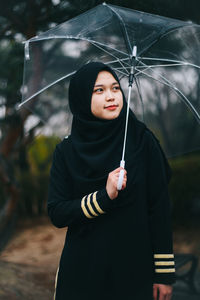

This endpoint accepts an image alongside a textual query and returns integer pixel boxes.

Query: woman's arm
[146,132,176,285]
[47,144,112,228]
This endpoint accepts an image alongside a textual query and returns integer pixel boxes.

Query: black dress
[48,132,176,300]
[47,62,176,300]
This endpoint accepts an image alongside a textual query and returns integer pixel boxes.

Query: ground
[0,216,200,299]
[0,217,66,300]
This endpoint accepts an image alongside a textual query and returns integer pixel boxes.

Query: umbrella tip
[102,2,107,5]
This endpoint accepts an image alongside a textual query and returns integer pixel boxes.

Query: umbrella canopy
[19,3,200,158]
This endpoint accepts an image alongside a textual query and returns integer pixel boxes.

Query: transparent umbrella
[19,3,200,188]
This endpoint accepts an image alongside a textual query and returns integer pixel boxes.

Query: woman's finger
[115,172,127,179]
[153,285,158,300]
[113,167,127,174]
[112,167,123,173]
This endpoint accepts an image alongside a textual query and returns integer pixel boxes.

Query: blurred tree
[0,0,82,247]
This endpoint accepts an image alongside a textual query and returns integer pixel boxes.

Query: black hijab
[63,62,171,209]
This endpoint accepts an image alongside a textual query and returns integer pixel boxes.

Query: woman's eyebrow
[94,82,119,88]
[94,84,103,88]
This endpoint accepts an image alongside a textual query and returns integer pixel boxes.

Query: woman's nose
[105,89,114,100]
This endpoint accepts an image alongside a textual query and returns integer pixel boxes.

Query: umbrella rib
[26,35,129,58]
[88,39,129,57]
[136,63,186,69]
[117,64,129,75]
[18,71,76,108]
[105,57,200,71]
[139,59,187,88]
[116,63,185,69]
[105,57,193,72]
[133,62,189,77]
[107,66,128,78]
[139,56,200,70]
[19,67,128,110]
[134,65,200,123]
[134,64,155,77]
[105,57,131,69]
[115,60,129,75]
[89,41,129,75]
[104,3,132,54]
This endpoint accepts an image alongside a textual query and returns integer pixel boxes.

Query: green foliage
[27,135,60,175]
[169,152,200,226]
[17,135,60,217]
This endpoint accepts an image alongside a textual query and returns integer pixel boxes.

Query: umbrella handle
[117,160,125,191]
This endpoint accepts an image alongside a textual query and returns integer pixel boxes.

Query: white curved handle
[117,169,124,191]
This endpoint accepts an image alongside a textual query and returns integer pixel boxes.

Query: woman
[48,62,176,300]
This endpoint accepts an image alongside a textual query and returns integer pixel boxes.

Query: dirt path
[0,217,200,299]
[0,217,66,300]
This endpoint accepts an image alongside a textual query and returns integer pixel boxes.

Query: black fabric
[47,62,176,300]
[67,62,170,209]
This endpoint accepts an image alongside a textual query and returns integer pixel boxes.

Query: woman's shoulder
[143,129,168,163]
[53,135,71,155]
[51,135,72,172]
[143,129,160,150]
[130,114,160,150]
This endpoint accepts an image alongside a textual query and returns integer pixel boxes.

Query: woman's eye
[113,86,120,91]
[94,88,103,93]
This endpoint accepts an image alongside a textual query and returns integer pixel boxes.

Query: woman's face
[91,71,123,120]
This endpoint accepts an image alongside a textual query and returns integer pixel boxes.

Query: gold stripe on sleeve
[87,193,99,217]
[92,191,105,214]
[154,254,174,259]
[155,261,175,266]
[81,195,94,219]
[155,268,176,273]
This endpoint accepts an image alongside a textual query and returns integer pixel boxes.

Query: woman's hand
[153,283,173,300]
[106,167,127,200]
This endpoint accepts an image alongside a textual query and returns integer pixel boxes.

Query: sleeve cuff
[153,253,176,284]
[153,273,176,285]
[80,188,112,219]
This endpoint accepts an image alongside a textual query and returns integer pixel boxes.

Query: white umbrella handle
[117,160,125,191]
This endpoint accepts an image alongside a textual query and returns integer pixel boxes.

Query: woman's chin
[103,111,120,120]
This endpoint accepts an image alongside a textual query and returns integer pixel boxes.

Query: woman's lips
[105,105,118,110]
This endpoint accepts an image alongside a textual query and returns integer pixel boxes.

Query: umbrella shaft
[121,84,132,162]
[129,73,134,86]
[129,65,135,87]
